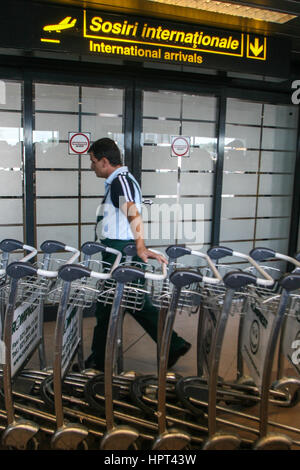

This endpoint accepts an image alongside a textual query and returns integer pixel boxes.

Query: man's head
[89,137,122,178]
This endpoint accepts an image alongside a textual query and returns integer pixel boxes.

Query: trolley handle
[107,249,167,283]
[280,272,300,292]
[58,263,91,282]
[165,244,192,260]
[40,240,80,265]
[6,261,57,279]
[232,250,274,287]
[190,250,222,285]
[0,238,24,253]
[207,245,274,287]
[144,249,167,281]
[250,247,300,271]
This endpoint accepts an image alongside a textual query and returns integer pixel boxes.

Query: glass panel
[224,150,259,172]
[35,142,78,169]
[36,199,78,224]
[0,112,21,127]
[81,171,105,197]
[222,174,258,195]
[259,174,294,195]
[0,226,23,241]
[81,199,101,223]
[225,124,261,149]
[142,147,178,170]
[256,218,291,240]
[221,196,256,218]
[226,98,263,125]
[82,115,123,145]
[180,173,214,196]
[143,91,181,118]
[82,87,123,114]
[36,171,78,197]
[260,151,296,173]
[35,113,78,141]
[0,141,22,168]
[81,225,96,245]
[0,81,21,110]
[142,118,180,136]
[181,148,215,171]
[257,197,292,217]
[142,172,177,196]
[35,84,79,112]
[263,104,298,128]
[0,170,22,196]
[182,95,217,121]
[0,199,23,224]
[37,226,78,249]
[262,127,298,151]
[220,219,255,241]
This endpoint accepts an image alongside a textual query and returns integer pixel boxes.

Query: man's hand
[122,201,168,265]
[137,245,168,265]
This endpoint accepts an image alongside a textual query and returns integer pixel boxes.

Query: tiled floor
[25,306,300,450]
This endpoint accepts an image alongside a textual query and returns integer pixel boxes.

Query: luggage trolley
[40,242,122,450]
[1,261,59,449]
[0,241,80,450]
[99,251,167,450]
[0,239,38,339]
[150,245,209,314]
[175,248,276,449]
[152,255,222,450]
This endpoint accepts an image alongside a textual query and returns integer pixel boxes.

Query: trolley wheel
[225,376,258,408]
[270,378,300,408]
[84,373,130,413]
[130,374,179,418]
[39,375,56,409]
[175,377,209,417]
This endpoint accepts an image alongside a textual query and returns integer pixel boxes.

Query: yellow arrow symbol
[249,38,264,56]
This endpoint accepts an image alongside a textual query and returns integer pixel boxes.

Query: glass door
[140,89,218,263]
[220,98,298,269]
[0,79,24,244]
[33,82,125,254]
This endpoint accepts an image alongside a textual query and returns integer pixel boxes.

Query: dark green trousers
[90,238,186,370]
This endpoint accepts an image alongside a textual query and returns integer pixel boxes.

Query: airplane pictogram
[43,17,77,33]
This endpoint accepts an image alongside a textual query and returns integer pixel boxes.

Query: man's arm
[122,201,167,265]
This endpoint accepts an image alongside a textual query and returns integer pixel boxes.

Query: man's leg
[129,294,187,355]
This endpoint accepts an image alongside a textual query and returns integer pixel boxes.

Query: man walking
[86,137,191,371]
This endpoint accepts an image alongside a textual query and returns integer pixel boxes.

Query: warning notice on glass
[68,132,91,154]
[171,136,190,157]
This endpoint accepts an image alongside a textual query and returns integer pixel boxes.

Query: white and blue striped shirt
[96,166,142,240]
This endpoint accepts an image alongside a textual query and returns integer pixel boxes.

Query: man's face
[90,152,106,178]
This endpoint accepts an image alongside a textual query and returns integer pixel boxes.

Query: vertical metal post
[23,76,35,248]
[131,86,143,185]
[211,93,226,247]
[104,281,125,431]
[123,86,134,171]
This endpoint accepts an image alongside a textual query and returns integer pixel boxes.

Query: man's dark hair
[88,138,122,166]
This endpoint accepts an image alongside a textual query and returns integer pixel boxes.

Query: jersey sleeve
[110,174,135,208]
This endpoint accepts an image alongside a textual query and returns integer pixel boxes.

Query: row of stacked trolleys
[0,237,299,450]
